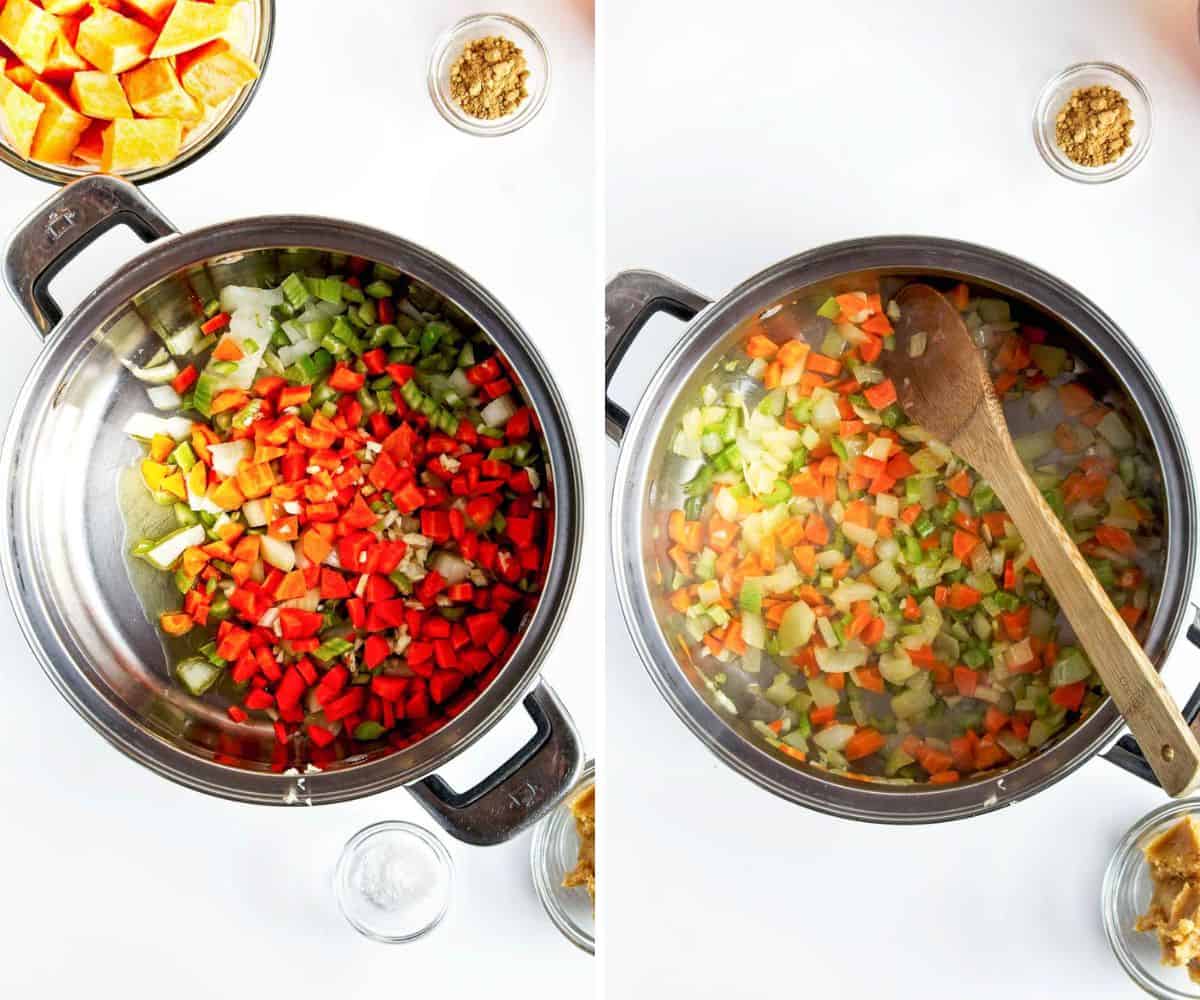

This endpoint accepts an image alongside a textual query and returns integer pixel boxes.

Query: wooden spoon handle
[965,416,1200,795]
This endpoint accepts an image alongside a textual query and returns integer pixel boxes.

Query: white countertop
[0,2,596,996]
[605,1,1200,996]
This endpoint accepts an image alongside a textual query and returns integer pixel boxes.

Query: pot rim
[1,215,584,806]
[611,235,1197,823]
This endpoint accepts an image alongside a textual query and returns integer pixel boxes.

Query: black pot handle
[1103,606,1200,785]
[605,269,710,443]
[4,174,177,337]
[409,680,583,846]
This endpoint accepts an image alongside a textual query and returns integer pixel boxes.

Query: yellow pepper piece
[141,459,168,492]
[160,470,187,501]
[208,476,245,511]
[149,433,174,462]
[186,462,207,500]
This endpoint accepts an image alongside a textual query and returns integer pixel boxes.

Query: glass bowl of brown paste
[1105,800,1200,998]
[531,758,594,954]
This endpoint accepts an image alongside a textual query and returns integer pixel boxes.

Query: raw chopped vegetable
[128,261,551,763]
[661,285,1163,783]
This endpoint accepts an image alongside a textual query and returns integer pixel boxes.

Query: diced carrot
[952,529,980,561]
[863,378,897,410]
[803,513,829,545]
[212,337,244,362]
[946,469,971,497]
[844,727,886,761]
[1058,383,1094,417]
[777,339,809,369]
[809,705,837,727]
[860,312,893,336]
[210,388,249,414]
[853,666,885,694]
[953,666,978,697]
[792,544,817,578]
[860,617,885,645]
[948,582,982,610]
[806,353,842,377]
[745,334,778,358]
[1094,524,1136,557]
[949,283,969,310]
[928,770,960,785]
[1119,605,1143,628]
[858,334,882,363]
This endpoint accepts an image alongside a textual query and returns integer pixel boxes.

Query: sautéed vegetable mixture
[662,285,1162,784]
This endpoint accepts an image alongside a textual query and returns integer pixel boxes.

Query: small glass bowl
[334,821,453,944]
[0,0,275,186]
[1033,62,1152,184]
[1102,799,1200,998]
[531,759,594,954]
[427,13,550,137]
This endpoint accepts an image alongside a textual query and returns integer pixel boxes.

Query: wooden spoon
[883,283,1200,795]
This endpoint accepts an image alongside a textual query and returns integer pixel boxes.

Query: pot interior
[5,241,576,800]
[623,254,1193,818]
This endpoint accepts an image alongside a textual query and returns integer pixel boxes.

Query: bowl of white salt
[334,821,454,943]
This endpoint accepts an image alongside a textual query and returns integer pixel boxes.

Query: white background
[606,0,1200,996]
[0,2,596,997]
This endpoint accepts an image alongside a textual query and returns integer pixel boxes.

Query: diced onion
[431,551,471,584]
[481,394,518,427]
[147,384,181,411]
[813,723,857,752]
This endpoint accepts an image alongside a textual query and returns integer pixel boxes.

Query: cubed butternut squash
[76,6,156,75]
[100,116,181,171]
[72,120,104,165]
[70,70,132,120]
[28,80,89,163]
[123,0,178,22]
[0,64,44,158]
[177,39,258,106]
[44,24,90,78]
[42,1,98,14]
[122,59,201,121]
[151,1,237,59]
[5,64,36,91]
[0,0,62,75]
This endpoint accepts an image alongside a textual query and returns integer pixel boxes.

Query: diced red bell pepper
[328,363,366,393]
[278,609,323,639]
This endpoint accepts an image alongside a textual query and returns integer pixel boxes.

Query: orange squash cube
[123,0,177,22]
[70,71,133,120]
[100,116,181,172]
[177,39,258,106]
[122,59,201,121]
[72,120,105,165]
[29,81,90,163]
[44,24,90,78]
[76,6,156,74]
[0,0,61,75]
[5,64,36,91]
[42,1,96,14]
[151,1,238,59]
[0,64,45,158]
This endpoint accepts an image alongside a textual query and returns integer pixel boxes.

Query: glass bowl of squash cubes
[0,0,273,184]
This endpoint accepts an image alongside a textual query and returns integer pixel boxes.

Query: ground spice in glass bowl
[449,35,530,120]
[428,14,550,137]
[1033,62,1152,184]
[1055,85,1133,167]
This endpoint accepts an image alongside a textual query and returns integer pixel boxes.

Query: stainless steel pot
[0,176,584,845]
[607,237,1200,824]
